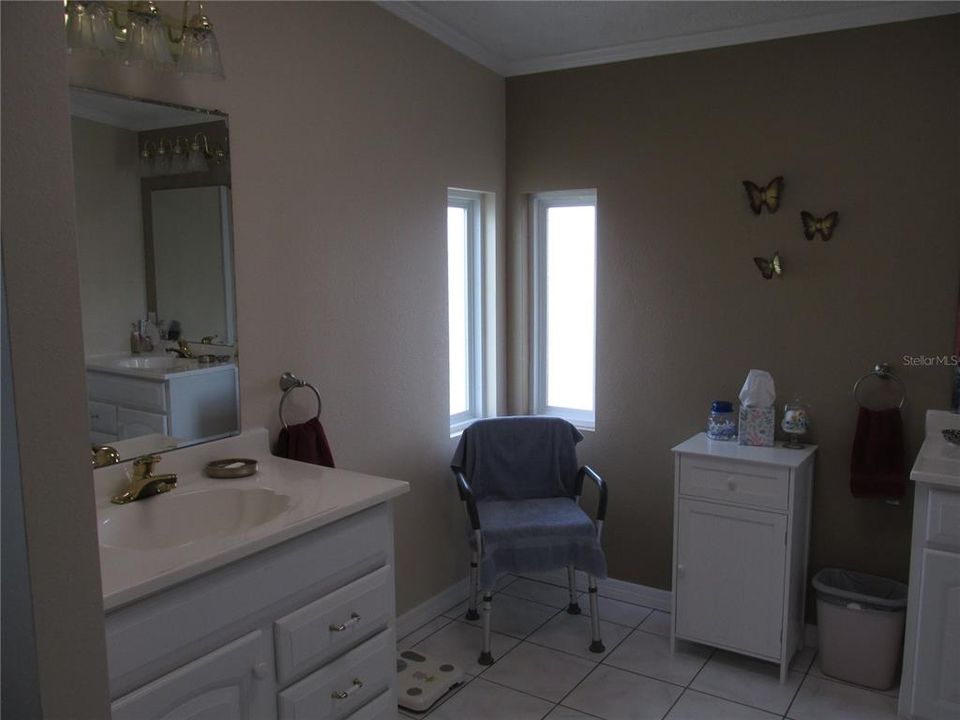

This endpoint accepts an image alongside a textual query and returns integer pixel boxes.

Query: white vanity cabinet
[105,503,399,720]
[87,364,237,445]
[899,411,960,720]
[671,433,816,682]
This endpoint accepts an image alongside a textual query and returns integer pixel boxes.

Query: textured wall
[67,1,506,613]
[506,16,960,594]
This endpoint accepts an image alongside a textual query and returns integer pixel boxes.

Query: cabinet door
[112,631,274,720]
[913,549,960,720]
[676,498,786,659]
[118,407,168,439]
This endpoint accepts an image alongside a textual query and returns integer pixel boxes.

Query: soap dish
[205,458,258,478]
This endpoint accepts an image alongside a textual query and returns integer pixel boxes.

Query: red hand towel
[276,417,335,468]
[850,407,905,499]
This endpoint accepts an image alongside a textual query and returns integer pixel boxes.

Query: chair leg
[465,551,480,621]
[566,565,582,614]
[478,592,494,665]
[587,575,605,653]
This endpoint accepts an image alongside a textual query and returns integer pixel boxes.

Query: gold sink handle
[111,454,178,505]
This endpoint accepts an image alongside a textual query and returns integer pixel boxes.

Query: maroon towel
[276,417,335,468]
[851,407,905,499]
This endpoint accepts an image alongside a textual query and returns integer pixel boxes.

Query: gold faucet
[166,338,195,359]
[111,455,178,505]
[92,444,120,469]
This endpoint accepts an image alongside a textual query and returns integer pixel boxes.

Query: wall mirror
[69,87,239,462]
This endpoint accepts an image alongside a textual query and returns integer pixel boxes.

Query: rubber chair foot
[478,652,495,665]
[567,603,582,615]
[465,609,480,621]
[589,641,606,654]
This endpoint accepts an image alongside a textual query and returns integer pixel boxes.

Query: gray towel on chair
[451,416,584,500]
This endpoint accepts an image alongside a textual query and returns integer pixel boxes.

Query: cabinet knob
[727,477,738,491]
[252,662,269,680]
[677,564,685,577]
[331,678,363,700]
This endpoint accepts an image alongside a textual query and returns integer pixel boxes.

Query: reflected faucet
[111,455,178,505]
[166,338,195,359]
[92,444,120,469]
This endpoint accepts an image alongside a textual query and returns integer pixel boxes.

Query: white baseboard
[396,577,469,640]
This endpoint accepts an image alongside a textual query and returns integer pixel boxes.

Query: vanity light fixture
[139,132,226,177]
[64,1,225,78]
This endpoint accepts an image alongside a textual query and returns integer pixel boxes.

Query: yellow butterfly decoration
[753,251,783,280]
[742,176,784,214]
[801,211,839,241]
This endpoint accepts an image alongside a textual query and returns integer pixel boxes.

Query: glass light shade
[65,1,117,55]
[123,10,174,69]
[169,139,189,174]
[139,145,155,177]
[178,26,224,78]
[186,142,209,173]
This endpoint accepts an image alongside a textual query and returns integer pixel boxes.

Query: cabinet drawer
[275,565,392,686]
[927,489,960,550]
[680,456,789,511]
[278,629,393,720]
[118,407,168,439]
[87,371,168,413]
[89,401,117,434]
[343,690,393,720]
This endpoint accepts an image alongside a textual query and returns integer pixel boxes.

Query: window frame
[530,189,598,430]
[448,189,485,433]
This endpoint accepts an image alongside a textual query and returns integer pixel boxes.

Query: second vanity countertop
[87,352,236,381]
[95,428,409,611]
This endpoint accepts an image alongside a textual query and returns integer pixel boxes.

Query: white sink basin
[115,356,194,371]
[100,488,292,550]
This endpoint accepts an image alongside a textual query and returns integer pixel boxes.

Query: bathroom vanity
[671,433,816,683]
[899,410,960,720]
[96,429,408,720]
[86,354,238,446]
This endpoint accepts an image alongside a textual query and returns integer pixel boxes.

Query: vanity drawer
[277,628,393,720]
[87,371,168,413]
[89,400,118,434]
[118,407,168,439]
[275,565,392,686]
[927,489,960,550]
[680,456,789,511]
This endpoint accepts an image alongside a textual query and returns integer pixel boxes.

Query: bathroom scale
[396,649,464,712]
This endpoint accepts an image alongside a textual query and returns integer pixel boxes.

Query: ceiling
[379,1,959,76]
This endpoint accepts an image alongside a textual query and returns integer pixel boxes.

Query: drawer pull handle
[252,662,269,680]
[329,612,361,632]
[331,678,363,700]
[727,478,738,491]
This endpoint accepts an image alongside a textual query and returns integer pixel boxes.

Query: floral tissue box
[738,406,775,447]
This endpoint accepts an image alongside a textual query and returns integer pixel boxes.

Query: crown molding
[376,1,509,75]
[378,1,959,78]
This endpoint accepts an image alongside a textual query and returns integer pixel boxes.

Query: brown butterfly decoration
[753,251,783,280]
[801,211,839,241]
[742,176,783,214]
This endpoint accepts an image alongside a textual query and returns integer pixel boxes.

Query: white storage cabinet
[671,433,816,683]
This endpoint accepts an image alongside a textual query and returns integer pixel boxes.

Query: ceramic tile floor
[395,574,901,720]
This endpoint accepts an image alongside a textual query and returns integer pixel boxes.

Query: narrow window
[531,190,597,429]
[448,189,485,432]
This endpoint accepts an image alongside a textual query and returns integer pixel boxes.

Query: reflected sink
[100,488,292,550]
[115,356,194,371]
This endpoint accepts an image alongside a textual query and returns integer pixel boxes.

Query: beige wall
[72,117,147,356]
[506,16,960,593]
[67,1,506,613]
[1,3,111,718]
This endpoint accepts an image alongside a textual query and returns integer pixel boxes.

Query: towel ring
[279,371,322,429]
[853,363,906,409]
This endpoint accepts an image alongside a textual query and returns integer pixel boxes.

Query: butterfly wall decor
[801,211,839,241]
[753,251,783,280]
[742,176,784,214]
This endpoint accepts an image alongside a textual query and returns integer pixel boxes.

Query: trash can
[812,568,908,690]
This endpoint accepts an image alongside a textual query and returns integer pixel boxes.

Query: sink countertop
[86,352,236,381]
[910,409,960,490]
[95,428,409,611]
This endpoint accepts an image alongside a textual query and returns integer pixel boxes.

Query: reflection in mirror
[69,87,239,462]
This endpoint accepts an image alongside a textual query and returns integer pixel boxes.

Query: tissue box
[738,406,775,447]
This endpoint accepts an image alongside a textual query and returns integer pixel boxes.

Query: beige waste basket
[812,568,908,690]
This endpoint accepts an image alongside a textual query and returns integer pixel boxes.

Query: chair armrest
[576,465,607,522]
[452,469,481,531]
